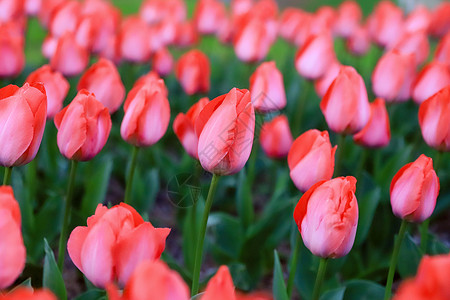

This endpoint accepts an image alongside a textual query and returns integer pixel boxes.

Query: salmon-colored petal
[56,101,87,160]
[67,226,90,273]
[202,266,236,300]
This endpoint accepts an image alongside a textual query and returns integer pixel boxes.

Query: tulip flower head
[50,32,90,77]
[175,49,210,95]
[202,266,236,300]
[0,287,57,300]
[0,21,25,78]
[412,61,450,104]
[260,115,293,159]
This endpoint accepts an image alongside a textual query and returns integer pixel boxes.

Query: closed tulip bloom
[346,25,371,56]
[37,0,66,27]
[429,2,450,38]
[367,1,404,48]
[288,129,336,193]
[193,0,227,35]
[152,47,173,77]
[0,287,57,300]
[118,17,151,63]
[0,0,24,22]
[25,65,69,119]
[353,98,391,148]
[173,97,209,159]
[418,86,450,151]
[48,0,81,38]
[50,32,90,77]
[294,176,359,258]
[106,260,189,300]
[195,88,255,176]
[333,1,362,38]
[0,22,25,78]
[295,33,336,80]
[412,61,450,104]
[54,90,111,161]
[260,115,293,159]
[249,61,286,112]
[140,0,186,25]
[68,203,171,288]
[121,79,170,148]
[320,66,370,134]
[0,186,26,289]
[314,60,341,97]
[391,30,429,66]
[175,49,210,95]
[372,50,416,102]
[0,83,47,167]
[404,5,431,33]
[175,21,199,47]
[202,266,236,300]
[390,154,439,223]
[78,58,125,113]
[435,32,450,66]
[309,6,337,37]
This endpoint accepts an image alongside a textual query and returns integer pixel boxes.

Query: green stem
[291,80,311,136]
[419,219,430,254]
[191,174,220,296]
[57,160,79,271]
[312,258,328,300]
[287,232,301,298]
[334,134,346,177]
[384,219,408,300]
[2,167,12,185]
[124,146,139,204]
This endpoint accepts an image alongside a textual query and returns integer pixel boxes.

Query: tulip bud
[50,32,90,77]
[390,154,439,223]
[288,129,336,193]
[193,0,227,35]
[404,5,431,33]
[139,0,186,25]
[418,86,450,151]
[353,98,391,148]
[121,79,170,148]
[0,22,25,78]
[429,2,450,38]
[26,65,69,119]
[54,89,111,161]
[48,0,81,38]
[346,25,371,56]
[174,21,199,47]
[152,47,173,77]
[173,97,209,159]
[391,30,430,66]
[334,1,362,38]
[314,61,341,97]
[0,83,47,167]
[294,176,359,258]
[195,88,255,176]
[118,17,151,63]
[0,287,56,300]
[68,203,170,287]
[435,32,450,66]
[175,49,210,95]
[279,8,304,43]
[202,266,236,300]
[260,115,293,159]
[78,58,125,113]
[412,61,450,104]
[367,1,404,48]
[320,66,370,134]
[0,186,26,289]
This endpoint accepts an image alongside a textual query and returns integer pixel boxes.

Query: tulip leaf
[398,232,422,278]
[43,239,67,300]
[320,286,346,300]
[355,186,381,246]
[73,289,106,300]
[343,280,384,300]
[209,212,244,263]
[273,250,289,300]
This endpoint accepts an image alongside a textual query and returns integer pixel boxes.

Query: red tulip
[0,83,47,167]
[288,129,336,193]
[295,32,336,80]
[152,47,173,77]
[202,266,236,300]
[260,115,293,159]
[127,71,166,101]
[106,260,189,300]
[346,24,371,56]
[231,0,252,18]
[78,58,125,113]
[54,89,111,161]
[118,17,151,63]
[0,287,56,300]
[418,86,450,151]
[435,32,450,66]
[48,0,81,38]
[68,203,170,287]
[372,50,416,102]
[367,1,404,48]
[26,65,69,119]
[140,0,186,25]
[175,49,210,95]
[279,8,305,43]
[37,0,66,27]
[429,2,450,38]
[0,186,26,289]
[310,6,336,37]
[404,5,431,33]
[334,1,362,38]
[193,0,227,35]
[391,30,429,66]
[0,0,24,23]
[353,98,391,148]
[0,21,25,78]
[174,21,199,47]
[50,32,90,77]
[320,66,370,134]
[412,61,450,104]
[314,60,341,97]
[294,176,358,258]
[249,61,286,112]
[195,88,255,176]
[390,154,439,223]
[173,97,209,159]
[121,78,170,148]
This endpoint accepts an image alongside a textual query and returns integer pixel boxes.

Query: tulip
[346,24,371,56]
[279,8,306,44]
[50,32,90,77]
[249,61,286,112]
[78,58,125,113]
[0,287,57,300]
[367,1,404,48]
[37,0,66,27]
[404,5,431,33]
[295,33,336,80]
[25,65,69,119]
[288,129,336,193]
[139,0,186,25]
[353,98,391,148]
[175,21,199,47]
[127,71,165,101]
[314,61,341,97]
[193,0,227,35]
[391,30,429,66]
[309,7,336,37]
[173,97,210,159]
[231,0,252,17]
[0,83,47,168]
[320,66,370,134]
[412,61,450,104]
[429,2,450,38]
[418,86,450,151]
[48,0,81,38]
[202,266,236,300]
[334,1,362,38]
[0,0,24,23]
[152,47,173,77]
[0,22,25,78]
[54,89,111,161]
[175,49,210,95]
[0,186,26,289]
[118,17,151,63]
[260,115,293,159]
[372,50,416,102]
[68,203,171,287]
[435,32,450,66]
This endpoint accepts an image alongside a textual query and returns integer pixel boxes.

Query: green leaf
[273,250,289,300]
[73,289,106,300]
[209,212,244,263]
[19,278,32,288]
[320,286,346,300]
[43,239,67,300]
[343,280,384,300]
[355,186,380,246]
[398,233,422,278]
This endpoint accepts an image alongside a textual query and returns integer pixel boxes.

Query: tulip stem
[419,219,430,254]
[291,80,311,136]
[191,173,220,296]
[287,232,301,298]
[312,258,328,300]
[2,167,12,185]
[124,146,139,204]
[384,219,408,300]
[58,160,78,271]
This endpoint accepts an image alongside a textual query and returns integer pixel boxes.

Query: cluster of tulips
[0,0,450,299]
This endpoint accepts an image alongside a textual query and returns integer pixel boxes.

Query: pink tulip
[118,17,151,63]
[429,2,450,38]
[175,49,210,95]
[435,32,450,66]
[50,32,90,77]
[202,266,236,300]
[37,0,66,27]
[288,129,336,193]
[152,48,173,77]
[140,0,186,25]
[412,61,450,104]
[193,0,227,35]
[367,1,404,48]
[195,88,255,175]
[260,115,293,159]
[0,0,24,23]
[0,287,56,300]
[294,176,359,258]
[346,24,371,56]
[310,7,336,37]
[391,30,429,66]
[404,5,431,33]
[48,0,81,38]
[314,60,341,97]
[390,154,439,223]
[0,22,25,78]
[334,1,362,38]
[279,8,304,43]
[174,21,199,47]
